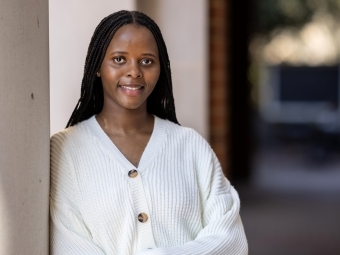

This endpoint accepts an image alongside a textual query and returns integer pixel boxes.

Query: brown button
[128,169,138,178]
[138,213,148,223]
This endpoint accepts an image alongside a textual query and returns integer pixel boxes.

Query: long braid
[67,10,179,128]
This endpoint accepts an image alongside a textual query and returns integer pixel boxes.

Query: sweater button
[138,213,148,223]
[128,169,138,178]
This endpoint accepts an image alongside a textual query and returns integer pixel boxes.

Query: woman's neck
[95,104,153,136]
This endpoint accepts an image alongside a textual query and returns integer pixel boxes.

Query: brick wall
[209,0,230,177]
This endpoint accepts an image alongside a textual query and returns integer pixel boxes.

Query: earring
[96,72,100,77]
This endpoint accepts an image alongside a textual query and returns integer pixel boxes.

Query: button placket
[127,169,156,251]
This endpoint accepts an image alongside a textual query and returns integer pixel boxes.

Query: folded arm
[136,137,248,255]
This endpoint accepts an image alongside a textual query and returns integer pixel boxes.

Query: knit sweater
[50,115,248,255]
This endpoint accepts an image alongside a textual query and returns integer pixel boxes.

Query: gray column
[0,0,50,254]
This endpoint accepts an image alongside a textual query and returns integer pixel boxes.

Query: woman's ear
[96,72,101,77]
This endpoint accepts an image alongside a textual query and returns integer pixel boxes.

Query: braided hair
[66,10,179,128]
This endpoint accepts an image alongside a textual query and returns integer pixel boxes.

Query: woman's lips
[118,84,145,96]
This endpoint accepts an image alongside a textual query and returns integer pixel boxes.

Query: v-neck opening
[85,115,167,173]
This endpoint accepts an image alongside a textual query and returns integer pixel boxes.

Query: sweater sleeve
[50,133,105,255]
[136,133,248,255]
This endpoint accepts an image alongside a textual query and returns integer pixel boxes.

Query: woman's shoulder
[160,118,219,172]
[50,117,94,151]
[158,117,195,135]
[159,117,212,149]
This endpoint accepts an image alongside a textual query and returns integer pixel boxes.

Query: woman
[50,10,248,255]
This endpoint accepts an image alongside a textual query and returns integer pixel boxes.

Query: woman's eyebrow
[109,52,157,58]
[110,51,128,56]
[141,53,157,58]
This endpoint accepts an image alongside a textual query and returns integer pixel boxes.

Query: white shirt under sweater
[50,115,248,255]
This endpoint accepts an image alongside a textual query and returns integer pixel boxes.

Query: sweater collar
[84,115,168,173]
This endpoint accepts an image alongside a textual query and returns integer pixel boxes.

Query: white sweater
[50,115,248,255]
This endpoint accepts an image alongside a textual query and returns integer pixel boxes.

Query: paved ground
[235,143,340,255]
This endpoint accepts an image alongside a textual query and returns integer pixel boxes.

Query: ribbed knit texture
[50,116,248,255]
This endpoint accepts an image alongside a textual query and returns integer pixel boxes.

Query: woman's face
[99,24,160,112]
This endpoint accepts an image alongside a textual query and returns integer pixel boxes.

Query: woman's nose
[126,61,142,78]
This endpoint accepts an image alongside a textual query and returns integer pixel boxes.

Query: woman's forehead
[108,24,158,51]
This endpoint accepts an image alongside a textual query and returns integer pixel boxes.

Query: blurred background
[49,0,340,254]
[231,0,340,254]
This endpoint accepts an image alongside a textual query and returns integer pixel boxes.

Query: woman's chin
[118,101,147,112]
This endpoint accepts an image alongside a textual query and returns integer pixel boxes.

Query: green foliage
[253,0,340,34]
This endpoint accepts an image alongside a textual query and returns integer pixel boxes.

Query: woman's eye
[141,59,153,65]
[114,57,125,63]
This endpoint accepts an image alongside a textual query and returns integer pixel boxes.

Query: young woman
[50,10,248,255]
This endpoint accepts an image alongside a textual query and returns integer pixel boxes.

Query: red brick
[209,0,230,177]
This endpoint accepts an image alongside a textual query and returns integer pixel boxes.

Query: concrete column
[50,0,136,135]
[137,0,209,139]
[0,0,50,254]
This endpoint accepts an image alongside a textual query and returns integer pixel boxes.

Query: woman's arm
[50,133,105,255]
[136,134,248,255]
